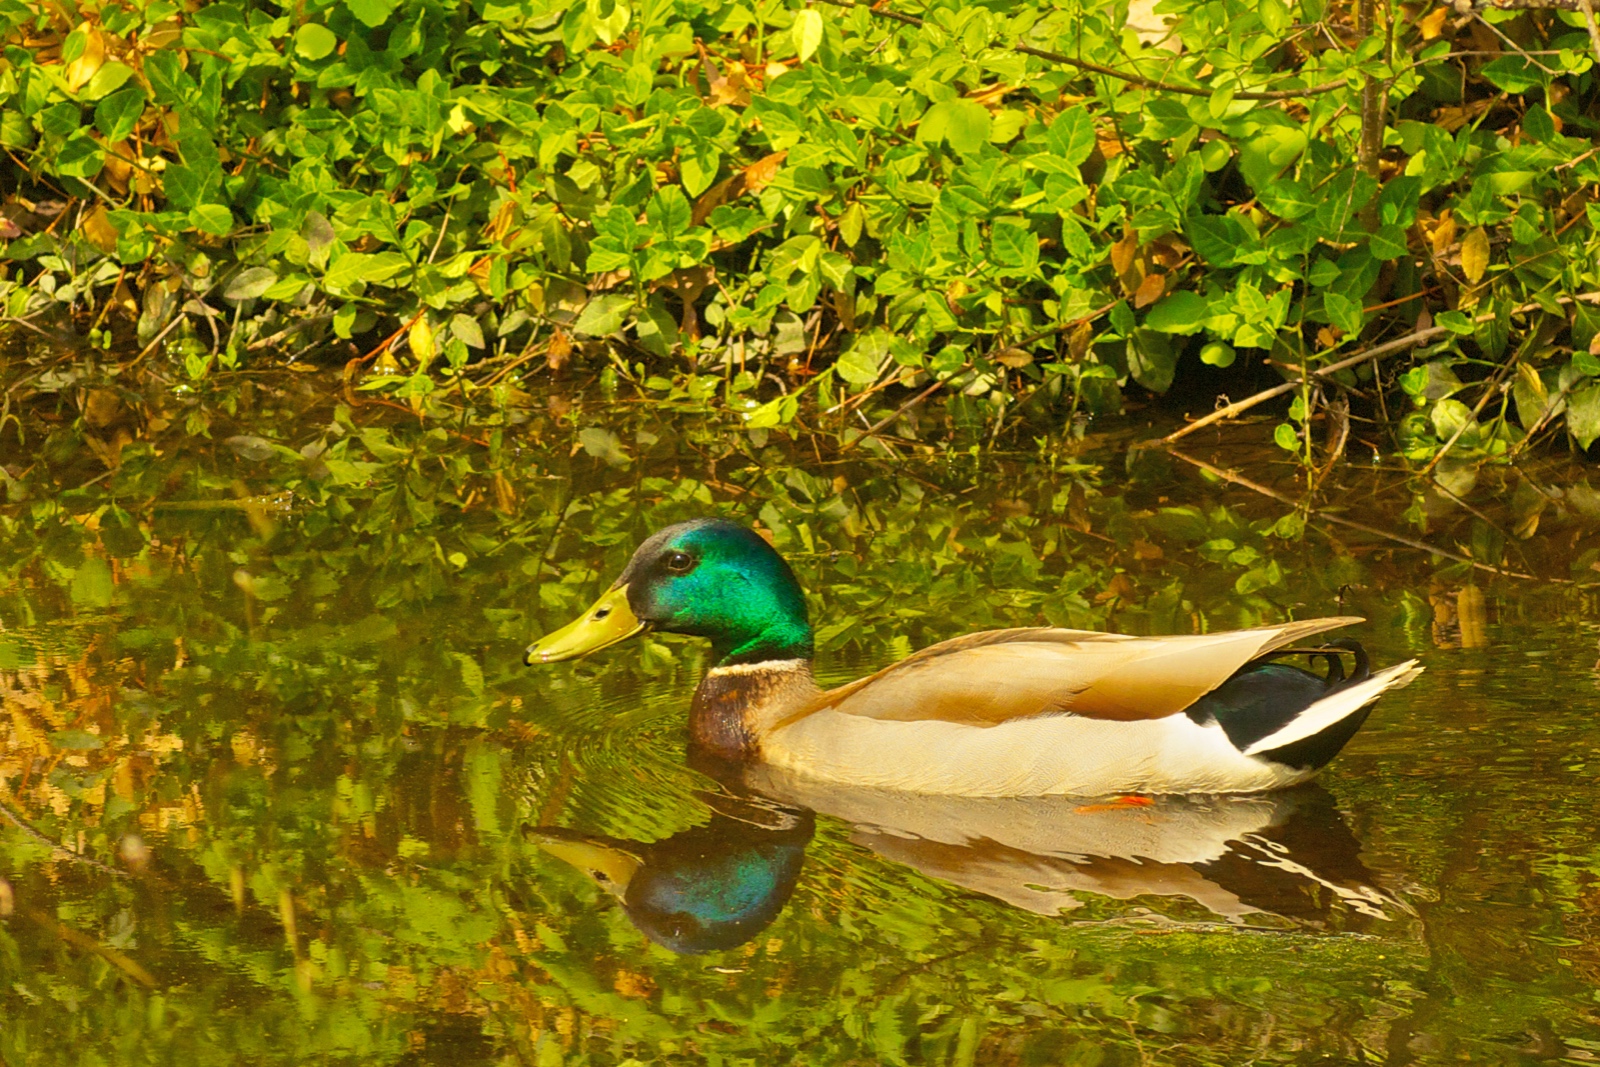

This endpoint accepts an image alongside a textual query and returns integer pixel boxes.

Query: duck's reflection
[530,767,1405,954]
[528,793,813,955]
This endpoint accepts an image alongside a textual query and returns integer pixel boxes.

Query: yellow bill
[524,583,645,665]
[529,832,641,899]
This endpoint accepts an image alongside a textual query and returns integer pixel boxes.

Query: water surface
[0,367,1597,1064]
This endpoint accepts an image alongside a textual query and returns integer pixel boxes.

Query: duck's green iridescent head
[525,519,814,667]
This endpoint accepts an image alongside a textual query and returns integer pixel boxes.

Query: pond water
[0,366,1598,1065]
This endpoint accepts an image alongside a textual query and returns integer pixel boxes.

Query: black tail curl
[1185,640,1376,771]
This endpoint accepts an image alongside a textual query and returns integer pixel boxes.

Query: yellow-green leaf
[793,9,823,63]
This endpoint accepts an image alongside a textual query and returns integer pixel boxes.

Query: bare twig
[1418,349,1518,477]
[837,371,960,453]
[1157,291,1600,446]
[0,793,126,879]
[1166,449,1563,582]
[244,312,336,353]
[1157,329,1444,445]
[129,313,186,365]
[1578,0,1600,66]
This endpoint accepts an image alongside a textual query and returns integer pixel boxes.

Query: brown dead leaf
[1460,226,1490,283]
[1133,271,1166,308]
[81,204,119,254]
[110,278,138,319]
[1096,133,1124,159]
[741,150,786,194]
[663,266,713,338]
[1067,320,1093,361]
[546,328,572,372]
[995,347,1033,369]
[491,471,517,514]
[1094,572,1136,603]
[1457,585,1487,648]
[614,970,656,998]
[697,43,752,107]
[967,83,1011,108]
[1132,540,1164,561]
[101,140,133,194]
[1433,97,1492,133]
[140,19,183,50]
[691,150,786,227]
[1109,230,1138,277]
[64,25,106,94]
[1429,211,1457,256]
[1418,6,1449,39]
[84,389,122,429]
[483,199,518,242]
[587,267,631,291]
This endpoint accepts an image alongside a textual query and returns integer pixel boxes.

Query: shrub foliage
[5,0,1600,456]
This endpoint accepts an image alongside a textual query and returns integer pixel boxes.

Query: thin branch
[837,371,959,453]
[1579,0,1600,65]
[1156,291,1600,446]
[1417,349,1518,477]
[1165,449,1563,583]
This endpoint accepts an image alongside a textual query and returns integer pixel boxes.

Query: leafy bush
[5,0,1600,457]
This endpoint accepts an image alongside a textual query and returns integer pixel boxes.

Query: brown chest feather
[689,663,817,760]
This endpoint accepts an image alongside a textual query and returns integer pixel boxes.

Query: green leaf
[1257,178,1315,220]
[54,131,104,178]
[0,110,32,149]
[836,332,887,385]
[919,99,991,157]
[572,294,632,337]
[1127,329,1176,393]
[577,427,631,467]
[1274,422,1300,451]
[325,251,410,289]
[163,162,219,211]
[1144,291,1208,335]
[223,267,277,301]
[295,23,338,60]
[1368,225,1408,261]
[1238,127,1307,192]
[1431,398,1477,443]
[1567,381,1600,450]
[634,298,679,357]
[450,314,486,349]
[647,186,692,240]
[1200,342,1236,368]
[83,62,135,101]
[93,85,146,141]
[1480,56,1542,93]
[344,0,398,27]
[70,557,114,608]
[1324,291,1363,336]
[990,219,1037,272]
[51,730,104,751]
[792,8,823,62]
[1046,110,1095,167]
[189,204,234,236]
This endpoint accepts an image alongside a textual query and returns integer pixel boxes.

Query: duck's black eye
[665,550,695,574]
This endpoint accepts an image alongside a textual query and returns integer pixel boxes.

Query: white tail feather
[1242,660,1423,757]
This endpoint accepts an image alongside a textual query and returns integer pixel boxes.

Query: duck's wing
[800,617,1365,726]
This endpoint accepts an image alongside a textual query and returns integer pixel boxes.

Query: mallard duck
[525,519,1422,797]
